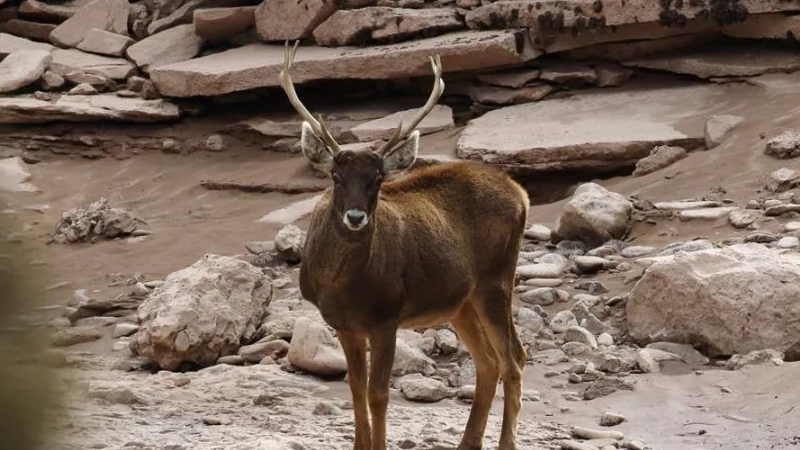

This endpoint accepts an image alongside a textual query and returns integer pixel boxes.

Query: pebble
[113,323,139,338]
[524,224,552,241]
[550,311,578,333]
[573,256,608,275]
[556,240,586,257]
[516,263,564,279]
[620,246,654,258]
[313,401,342,415]
[785,221,800,232]
[597,333,614,347]
[524,278,564,287]
[562,342,591,356]
[457,384,475,400]
[206,134,225,151]
[599,412,626,427]
[636,349,661,373]
[50,326,101,347]
[143,280,165,289]
[576,281,608,294]
[776,236,800,248]
[565,326,598,349]
[745,231,778,243]
[217,355,244,365]
[399,377,450,402]
[654,200,721,210]
[572,426,624,440]
[586,246,617,257]
[728,210,757,230]
[436,329,459,355]
[112,340,131,352]
[646,342,709,365]
[132,282,150,297]
[679,207,739,221]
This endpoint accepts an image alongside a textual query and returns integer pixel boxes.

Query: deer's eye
[332,173,342,184]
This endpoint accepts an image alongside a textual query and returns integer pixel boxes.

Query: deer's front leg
[367,324,397,450]
[338,330,371,450]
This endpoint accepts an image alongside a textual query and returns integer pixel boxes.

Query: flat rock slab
[0,32,54,56]
[150,30,538,97]
[193,6,256,42]
[48,0,129,48]
[18,0,93,22]
[350,105,454,141]
[126,24,203,73]
[456,83,719,172]
[623,43,800,79]
[678,206,739,221]
[49,47,135,79]
[0,94,180,123]
[77,28,134,56]
[465,0,800,30]
[0,19,58,42]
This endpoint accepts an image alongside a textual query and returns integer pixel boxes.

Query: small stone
[274,224,306,264]
[646,342,709,365]
[132,281,150,297]
[766,167,800,192]
[785,221,800,232]
[766,129,800,159]
[679,206,739,221]
[436,329,459,355]
[206,134,225,152]
[112,339,131,352]
[516,307,544,333]
[112,323,139,338]
[562,342,591,356]
[550,311,578,334]
[516,263,564,279]
[597,333,614,346]
[599,412,626,427]
[574,256,608,275]
[523,278,564,287]
[728,210,757,228]
[524,224,552,241]
[457,384,475,400]
[399,377,450,402]
[565,326,598,349]
[288,318,347,376]
[245,241,274,255]
[745,231,778,243]
[576,281,608,295]
[313,401,343,415]
[583,377,634,400]
[68,83,98,95]
[571,426,624,440]
[217,355,244,365]
[636,349,661,373]
[51,326,101,346]
[705,114,743,148]
[632,145,687,176]
[726,349,784,370]
[776,236,800,248]
[519,287,557,306]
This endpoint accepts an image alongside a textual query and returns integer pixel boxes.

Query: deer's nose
[344,209,368,228]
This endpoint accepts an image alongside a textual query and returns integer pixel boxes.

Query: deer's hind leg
[472,281,526,450]
[451,302,501,450]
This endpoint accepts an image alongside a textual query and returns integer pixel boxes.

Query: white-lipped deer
[280,42,529,450]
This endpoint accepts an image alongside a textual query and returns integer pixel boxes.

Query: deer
[279,41,530,450]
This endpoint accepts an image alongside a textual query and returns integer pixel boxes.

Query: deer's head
[280,42,444,232]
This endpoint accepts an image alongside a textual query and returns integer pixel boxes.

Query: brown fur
[300,155,529,450]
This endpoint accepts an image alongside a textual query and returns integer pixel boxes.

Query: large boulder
[133,254,273,370]
[255,0,337,41]
[48,0,129,48]
[555,183,632,246]
[287,318,347,376]
[628,244,800,357]
[313,7,463,46]
[0,49,51,93]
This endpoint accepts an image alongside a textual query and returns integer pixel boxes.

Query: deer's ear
[301,121,333,170]
[382,130,418,173]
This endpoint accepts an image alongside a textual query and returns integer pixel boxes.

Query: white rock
[0,157,37,193]
[565,326,598,350]
[705,114,743,148]
[776,236,800,248]
[678,207,739,221]
[556,183,632,247]
[0,32,54,56]
[0,49,51,93]
[728,209,757,228]
[524,224,552,241]
[133,254,273,370]
[436,329,459,355]
[628,244,800,356]
[653,200,722,210]
[393,339,435,376]
[766,129,800,159]
[399,377,450,402]
[597,333,614,347]
[274,224,306,263]
[288,318,347,376]
[785,221,800,232]
[620,246,654,258]
[635,349,661,373]
[516,263,563,279]
[550,311,578,334]
[112,323,139,338]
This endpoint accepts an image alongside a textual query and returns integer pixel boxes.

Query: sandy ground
[3,73,800,450]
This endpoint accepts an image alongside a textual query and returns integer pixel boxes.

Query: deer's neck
[309,205,376,279]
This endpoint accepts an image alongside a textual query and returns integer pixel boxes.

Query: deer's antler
[375,55,445,158]
[279,41,341,155]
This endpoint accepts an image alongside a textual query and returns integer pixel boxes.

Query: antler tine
[377,55,445,156]
[279,40,340,154]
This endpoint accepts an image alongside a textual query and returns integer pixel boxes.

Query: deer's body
[279,43,528,450]
[301,162,529,333]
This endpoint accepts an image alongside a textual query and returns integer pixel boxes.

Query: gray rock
[0,94,178,124]
[350,105,453,142]
[51,326,101,346]
[635,349,661,373]
[40,71,65,90]
[620,246,654,258]
[745,231,777,243]
[313,7,463,46]
[657,239,714,256]
[126,24,203,73]
[583,377,634,400]
[255,0,337,40]
[399,377,450,402]
[574,256,608,275]
[597,333,614,347]
[49,0,129,48]
[68,82,98,95]
[112,323,139,338]
[76,28,133,56]
[726,349,784,370]
[539,63,596,87]
[50,48,135,80]
[0,157,37,193]
[776,236,800,248]
[515,307,544,333]
[599,352,637,374]
[0,49,51,93]
[728,209,757,229]
[393,339,435,376]
[766,129,800,159]
[705,114,743,148]
[519,287,557,306]
[274,224,306,263]
[463,83,553,106]
[550,311,578,334]
[646,342,709,365]
[556,183,632,247]
[52,198,136,243]
[245,241,274,255]
[288,318,347,376]
[524,224,552,241]
[629,244,800,356]
[193,6,257,43]
[562,342,591,356]
[436,329,459,355]
[516,263,563,279]
[599,412,626,427]
[565,326,598,350]
[133,254,273,370]
[766,167,800,192]
[632,145,687,176]
[678,206,739,221]
[238,339,289,363]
